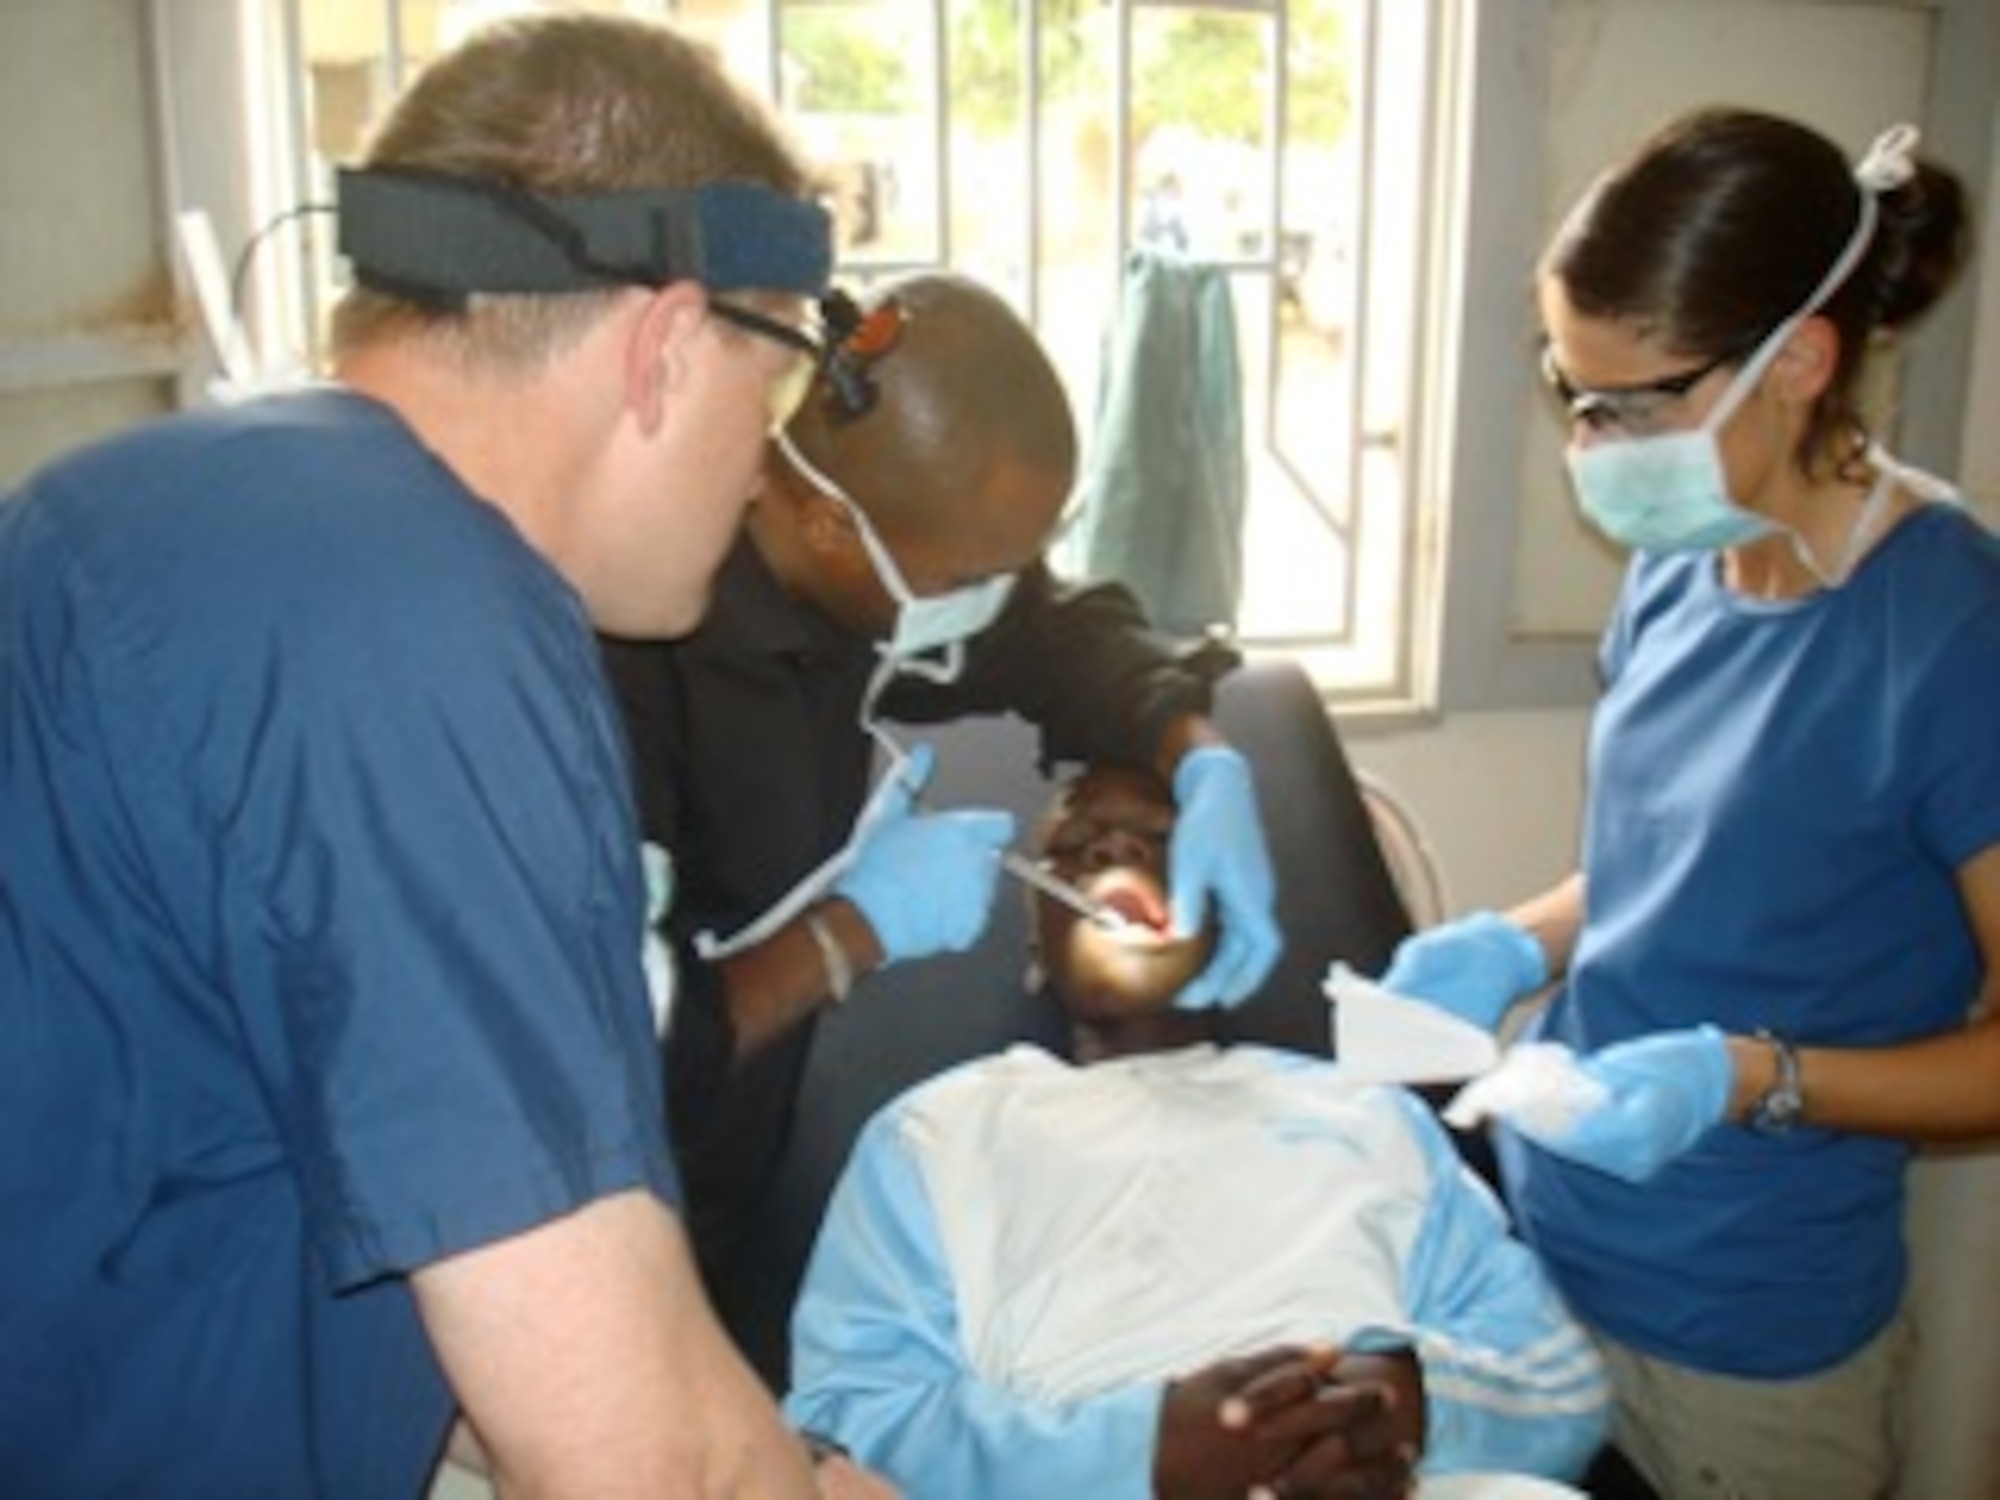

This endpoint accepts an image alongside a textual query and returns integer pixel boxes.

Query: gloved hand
[835,743,1015,964]
[1377,911,1547,1033]
[1168,745,1282,1011]
[1514,1025,1733,1184]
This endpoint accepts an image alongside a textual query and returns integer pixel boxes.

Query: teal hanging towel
[1073,248,1247,637]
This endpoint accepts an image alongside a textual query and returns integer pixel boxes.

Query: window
[213,0,1468,709]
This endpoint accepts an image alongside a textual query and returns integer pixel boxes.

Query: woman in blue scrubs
[1378,107,1997,1497]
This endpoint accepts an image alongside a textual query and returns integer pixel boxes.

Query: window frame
[1419,0,1601,715]
[156,0,1592,718]
[132,0,2000,722]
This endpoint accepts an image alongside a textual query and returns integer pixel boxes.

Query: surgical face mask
[1563,122,1917,570]
[773,428,1016,680]
[875,555,1016,664]
[1564,352,1780,556]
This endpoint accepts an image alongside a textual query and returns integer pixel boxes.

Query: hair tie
[1854,123,1919,194]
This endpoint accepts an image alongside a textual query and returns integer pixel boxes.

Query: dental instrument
[998,850,1141,936]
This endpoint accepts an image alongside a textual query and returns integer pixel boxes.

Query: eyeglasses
[711,297,821,426]
[713,289,908,426]
[1539,344,1742,437]
[709,298,819,357]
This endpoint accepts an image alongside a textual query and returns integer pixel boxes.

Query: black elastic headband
[336,166,832,309]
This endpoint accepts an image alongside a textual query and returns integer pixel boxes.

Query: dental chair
[705,654,1418,1394]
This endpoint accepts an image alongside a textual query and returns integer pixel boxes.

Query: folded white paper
[1323,964,1500,1085]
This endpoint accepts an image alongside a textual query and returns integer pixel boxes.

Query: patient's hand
[1262,1348,1424,1499]
[1153,1344,1415,1499]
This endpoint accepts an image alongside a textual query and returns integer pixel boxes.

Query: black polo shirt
[599,533,1224,1319]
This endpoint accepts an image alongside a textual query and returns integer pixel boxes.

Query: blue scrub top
[0,389,678,1494]
[1510,504,2000,1379]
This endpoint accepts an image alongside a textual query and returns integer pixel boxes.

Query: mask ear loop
[1705,189,1883,436]
[1777,123,1920,587]
[689,438,923,962]
[856,661,913,806]
[1687,123,1914,586]
[1853,123,1919,194]
[772,424,975,681]
[1711,123,1915,431]
[773,428,920,602]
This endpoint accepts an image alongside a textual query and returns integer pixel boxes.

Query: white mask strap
[1705,123,1918,434]
[773,426,921,610]
[1783,465,1895,589]
[1854,123,1919,193]
[1832,466,1898,580]
[693,671,916,961]
[857,655,907,765]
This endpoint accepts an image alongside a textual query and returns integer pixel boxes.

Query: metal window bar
[273,0,1427,701]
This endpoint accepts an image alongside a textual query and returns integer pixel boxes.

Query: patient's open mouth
[1092,876,1168,933]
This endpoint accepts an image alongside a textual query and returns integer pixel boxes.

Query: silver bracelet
[1748,1028,1805,1134]
[804,910,854,1005]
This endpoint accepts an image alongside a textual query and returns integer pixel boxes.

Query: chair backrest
[706,656,1416,1390]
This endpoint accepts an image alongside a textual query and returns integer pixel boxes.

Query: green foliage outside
[787,0,1351,152]
[783,9,913,115]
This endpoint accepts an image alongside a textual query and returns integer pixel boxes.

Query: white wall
[1345,709,1587,919]
[1960,100,2000,522]
[0,1,180,480]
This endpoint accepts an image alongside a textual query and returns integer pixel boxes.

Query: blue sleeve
[1389,1094,1609,1480]
[784,1096,1162,1500]
[252,595,675,1286]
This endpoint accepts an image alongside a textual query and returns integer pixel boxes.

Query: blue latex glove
[835,744,1015,964]
[1377,911,1547,1033]
[1517,1025,1733,1184]
[1168,745,1282,1011]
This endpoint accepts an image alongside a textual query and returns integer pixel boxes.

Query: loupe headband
[336,165,832,309]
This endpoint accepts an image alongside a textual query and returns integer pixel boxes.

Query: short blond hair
[330,13,817,369]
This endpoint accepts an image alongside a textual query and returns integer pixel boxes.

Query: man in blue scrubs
[0,15,846,1496]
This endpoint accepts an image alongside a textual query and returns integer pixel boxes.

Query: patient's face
[1034,767,1214,1019]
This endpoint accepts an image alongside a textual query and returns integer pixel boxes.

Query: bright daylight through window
[290,0,1443,704]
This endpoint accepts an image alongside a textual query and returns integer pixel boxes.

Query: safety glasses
[709,298,819,357]
[711,298,821,426]
[1539,343,1742,438]
[712,289,908,426]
